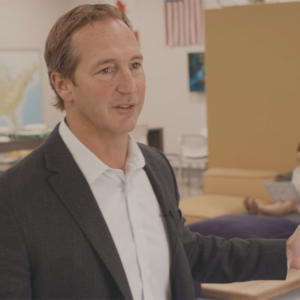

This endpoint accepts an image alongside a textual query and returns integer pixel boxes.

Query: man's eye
[132,63,140,69]
[100,67,110,74]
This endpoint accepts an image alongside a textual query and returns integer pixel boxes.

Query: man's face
[66,19,145,137]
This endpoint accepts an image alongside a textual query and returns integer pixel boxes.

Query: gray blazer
[0,126,287,299]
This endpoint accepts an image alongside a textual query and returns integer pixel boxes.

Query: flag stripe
[199,0,204,44]
[165,0,204,47]
[173,2,177,45]
[188,0,191,45]
[194,0,198,44]
[172,2,175,46]
[165,2,169,45]
[177,1,180,45]
[179,1,184,45]
[182,0,186,45]
[184,0,189,45]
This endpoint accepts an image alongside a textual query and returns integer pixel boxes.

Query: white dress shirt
[59,120,171,300]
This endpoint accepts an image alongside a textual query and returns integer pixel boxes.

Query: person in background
[244,144,300,216]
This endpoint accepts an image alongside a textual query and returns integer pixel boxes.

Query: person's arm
[153,147,288,283]
[179,218,287,283]
[0,197,32,299]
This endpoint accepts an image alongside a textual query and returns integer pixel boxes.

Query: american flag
[165,0,204,47]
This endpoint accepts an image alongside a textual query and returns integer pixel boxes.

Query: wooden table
[202,269,300,300]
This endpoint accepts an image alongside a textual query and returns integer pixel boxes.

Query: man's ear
[50,72,74,103]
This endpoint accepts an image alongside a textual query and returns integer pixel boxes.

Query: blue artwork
[188,52,205,92]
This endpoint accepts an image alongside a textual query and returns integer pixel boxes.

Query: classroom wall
[0,0,69,126]
[0,0,207,154]
[205,1,300,173]
[136,0,206,153]
[2,0,298,156]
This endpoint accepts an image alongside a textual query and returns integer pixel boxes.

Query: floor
[173,166,300,300]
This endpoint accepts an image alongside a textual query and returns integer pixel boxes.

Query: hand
[287,225,300,269]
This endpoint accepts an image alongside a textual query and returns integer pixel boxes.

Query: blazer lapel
[141,146,182,297]
[141,148,178,262]
[42,127,133,300]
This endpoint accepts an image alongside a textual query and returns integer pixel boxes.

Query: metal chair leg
[187,163,191,186]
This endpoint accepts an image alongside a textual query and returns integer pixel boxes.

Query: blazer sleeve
[180,222,288,283]
[0,197,32,299]
[152,147,288,284]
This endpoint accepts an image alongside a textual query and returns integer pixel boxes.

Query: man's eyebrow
[92,55,144,70]
[131,54,143,61]
[92,59,117,70]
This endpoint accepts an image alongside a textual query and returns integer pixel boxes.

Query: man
[0,4,300,299]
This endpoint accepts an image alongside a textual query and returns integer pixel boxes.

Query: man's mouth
[118,105,131,108]
[115,104,135,110]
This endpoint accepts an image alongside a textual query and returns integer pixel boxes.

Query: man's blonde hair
[44,4,133,111]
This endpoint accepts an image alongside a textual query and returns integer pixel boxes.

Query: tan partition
[205,2,300,173]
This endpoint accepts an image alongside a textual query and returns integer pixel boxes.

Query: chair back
[200,127,208,139]
[180,134,207,158]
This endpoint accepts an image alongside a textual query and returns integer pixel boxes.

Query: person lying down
[244,144,300,217]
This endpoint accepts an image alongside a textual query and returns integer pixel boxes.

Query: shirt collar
[126,134,146,171]
[59,119,145,184]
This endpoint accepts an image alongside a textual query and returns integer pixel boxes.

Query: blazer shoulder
[0,124,63,185]
[0,132,60,197]
[138,143,170,166]
[138,143,180,198]
[0,144,44,178]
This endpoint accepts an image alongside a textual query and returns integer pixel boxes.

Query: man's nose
[116,69,137,95]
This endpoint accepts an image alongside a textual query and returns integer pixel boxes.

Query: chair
[165,153,180,174]
[199,127,208,139]
[177,134,208,186]
[130,124,148,145]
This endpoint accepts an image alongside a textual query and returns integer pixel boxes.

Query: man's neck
[65,117,129,172]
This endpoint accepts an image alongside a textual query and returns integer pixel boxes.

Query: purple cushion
[188,214,300,240]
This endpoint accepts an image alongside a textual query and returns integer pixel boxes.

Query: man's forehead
[71,19,133,43]
[69,18,141,69]
[70,19,140,60]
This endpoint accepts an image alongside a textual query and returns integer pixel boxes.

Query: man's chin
[119,119,138,134]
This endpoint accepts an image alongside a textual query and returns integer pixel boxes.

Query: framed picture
[0,49,42,128]
[188,52,205,92]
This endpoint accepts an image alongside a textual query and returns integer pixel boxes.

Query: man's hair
[44,4,133,111]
